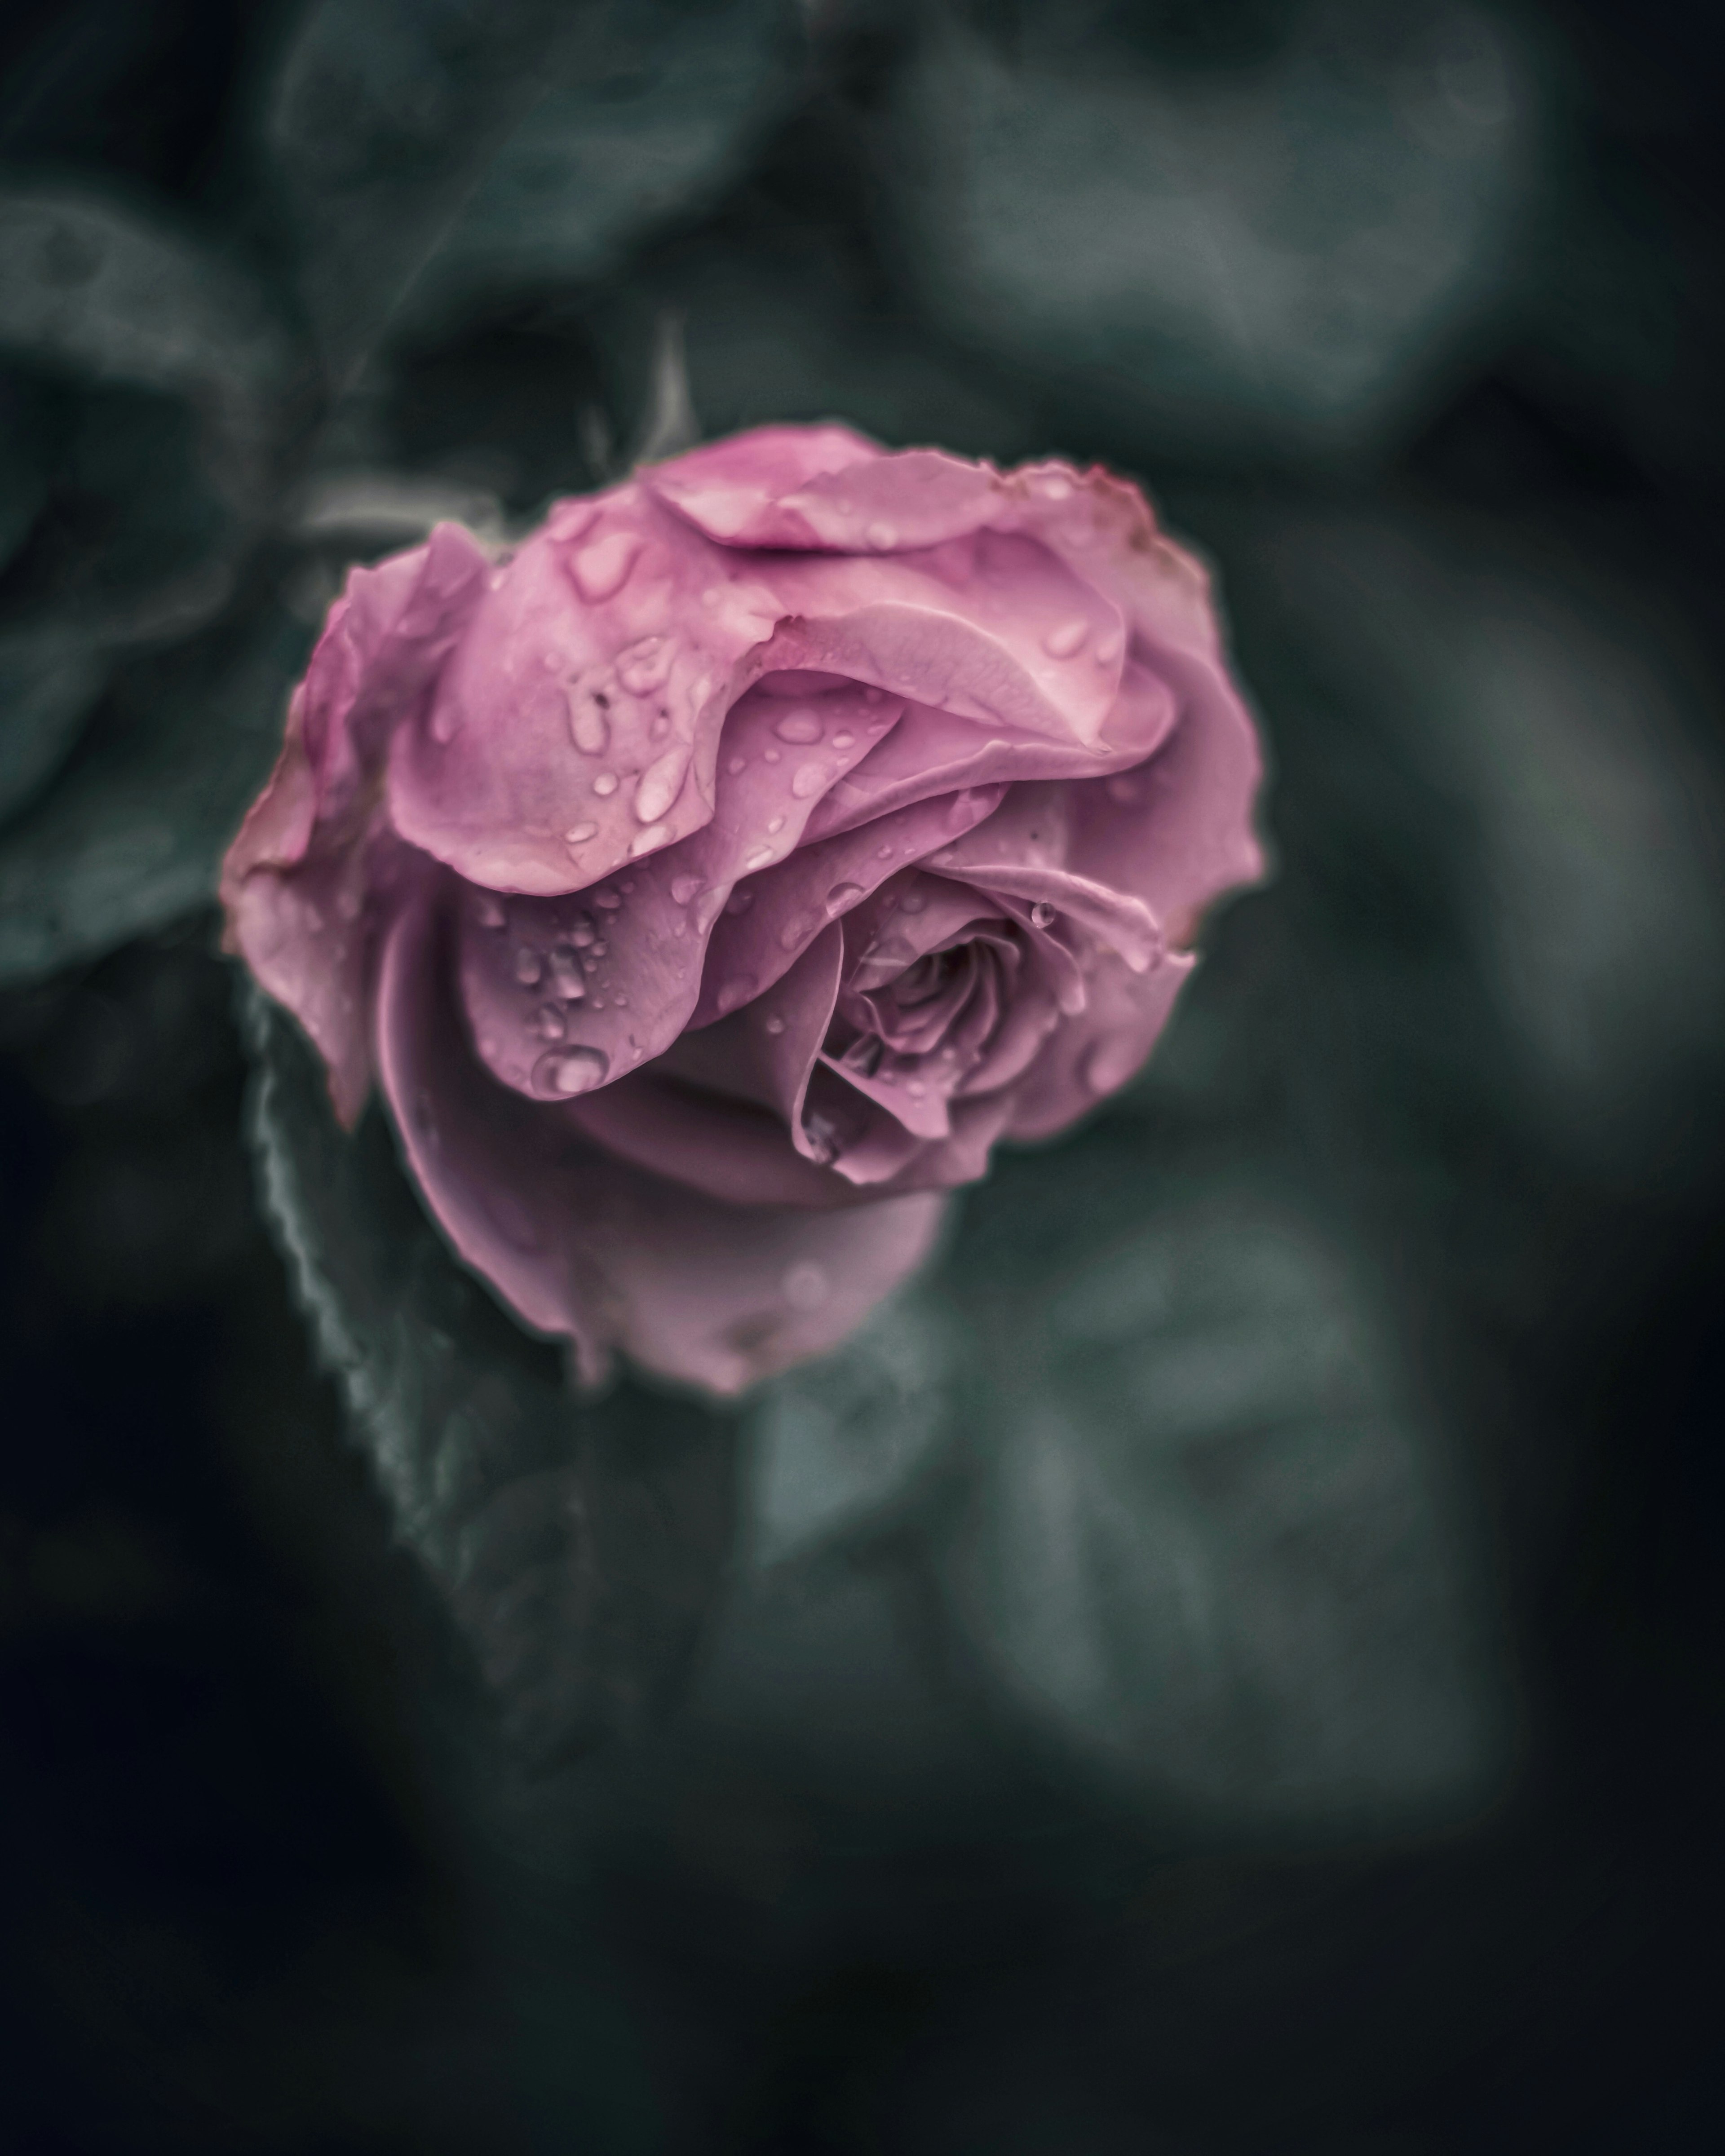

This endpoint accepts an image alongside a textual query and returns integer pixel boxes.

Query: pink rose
[222,426,1264,1394]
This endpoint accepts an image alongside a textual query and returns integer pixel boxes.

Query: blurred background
[2,1,1723,2149]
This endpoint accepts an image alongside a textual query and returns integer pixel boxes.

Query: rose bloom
[224,426,1263,1393]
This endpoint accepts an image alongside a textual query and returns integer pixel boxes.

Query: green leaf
[242,987,739,1776]
[937,1157,1507,1833]
[0,602,306,987]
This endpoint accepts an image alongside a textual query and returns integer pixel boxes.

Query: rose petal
[642,424,883,546]
[388,487,771,895]
[690,781,1005,1025]
[1006,949,1197,1138]
[454,680,900,1100]
[374,876,946,1395]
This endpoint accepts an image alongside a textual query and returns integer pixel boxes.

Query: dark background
[2,3,1723,2150]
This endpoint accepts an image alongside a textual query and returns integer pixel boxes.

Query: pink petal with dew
[374,878,946,1396]
[454,680,901,1101]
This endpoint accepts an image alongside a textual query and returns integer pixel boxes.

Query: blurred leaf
[397,0,800,342]
[876,1,1540,463]
[1244,508,1725,1192]
[263,0,599,382]
[0,624,108,826]
[242,988,738,1776]
[740,1282,960,1568]
[0,601,307,986]
[939,1169,1505,1832]
[0,184,292,518]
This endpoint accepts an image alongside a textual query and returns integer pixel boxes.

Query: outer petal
[221,524,488,1122]
[374,878,946,1396]
[642,424,885,546]
[1006,948,1196,1139]
[388,487,781,895]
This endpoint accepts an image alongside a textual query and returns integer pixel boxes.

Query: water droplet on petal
[536,1045,610,1096]
[825,882,864,914]
[773,710,823,745]
[727,755,747,776]
[670,874,703,906]
[593,887,623,910]
[514,946,543,986]
[866,521,897,549]
[568,531,641,602]
[430,697,460,743]
[782,1259,830,1310]
[592,771,619,797]
[766,814,786,835]
[763,748,781,764]
[716,975,758,1016]
[764,1014,786,1035]
[790,764,824,799]
[743,843,775,870]
[832,731,854,749]
[630,821,671,857]
[1043,618,1089,658]
[724,889,754,916]
[1038,474,1073,501]
[780,911,819,952]
[907,1079,927,1098]
[566,672,612,755]
[1031,900,1057,929]
[548,947,586,999]
[1106,773,1143,806]
[616,635,672,694]
[634,745,690,823]
[476,894,507,930]
[898,889,927,915]
[801,1113,843,1166]
[569,913,596,948]
[531,1002,567,1041]
[877,844,895,860]
[1094,628,1124,666]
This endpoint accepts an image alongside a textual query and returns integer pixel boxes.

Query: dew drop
[634,745,690,824]
[727,755,747,776]
[569,913,596,948]
[764,1014,786,1035]
[1038,474,1073,501]
[476,894,507,930]
[766,814,786,835]
[613,991,628,1007]
[724,889,754,916]
[782,1259,831,1310]
[773,709,823,745]
[763,747,781,764]
[877,844,895,859]
[548,947,587,999]
[566,672,612,755]
[430,697,460,744]
[865,521,897,549]
[568,531,641,602]
[780,911,819,952]
[825,881,865,914]
[898,889,927,915]
[1043,617,1089,658]
[802,1113,843,1166]
[907,1079,927,1098]
[1030,900,1057,930]
[1106,773,1143,806]
[743,843,775,869]
[593,887,623,910]
[565,821,598,847]
[670,874,703,906]
[590,940,607,958]
[716,974,758,1016]
[536,1045,610,1096]
[513,946,543,986]
[630,821,671,857]
[832,731,854,749]
[616,635,672,694]
[790,763,824,800]
[531,1002,567,1042]
[592,771,619,797]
